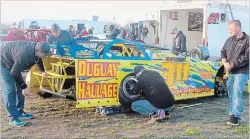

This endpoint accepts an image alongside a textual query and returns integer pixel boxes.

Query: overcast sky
[1,1,168,25]
[1,0,249,25]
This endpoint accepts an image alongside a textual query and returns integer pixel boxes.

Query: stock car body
[28,37,229,108]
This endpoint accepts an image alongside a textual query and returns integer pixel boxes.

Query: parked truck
[159,1,249,60]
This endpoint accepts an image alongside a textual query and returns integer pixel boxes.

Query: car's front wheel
[119,74,143,108]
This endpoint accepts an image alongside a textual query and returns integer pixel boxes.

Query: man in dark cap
[170,27,187,56]
[107,25,121,39]
[131,65,175,122]
[67,25,75,37]
[88,27,94,35]
[47,23,74,45]
[0,40,53,127]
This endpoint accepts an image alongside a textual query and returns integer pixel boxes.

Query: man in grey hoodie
[0,41,53,127]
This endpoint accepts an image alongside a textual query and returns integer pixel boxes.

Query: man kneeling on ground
[131,66,175,122]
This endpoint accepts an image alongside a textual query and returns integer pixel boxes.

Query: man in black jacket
[170,27,187,56]
[221,20,249,126]
[131,66,175,121]
[0,40,52,127]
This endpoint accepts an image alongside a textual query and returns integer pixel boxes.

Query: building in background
[21,18,111,34]
[159,1,249,59]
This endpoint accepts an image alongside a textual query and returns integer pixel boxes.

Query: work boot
[18,112,34,120]
[9,118,25,127]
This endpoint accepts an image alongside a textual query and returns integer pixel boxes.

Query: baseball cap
[51,23,60,32]
[170,27,178,34]
[37,41,53,56]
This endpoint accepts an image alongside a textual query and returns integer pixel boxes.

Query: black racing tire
[214,77,228,98]
[37,92,53,98]
[119,74,143,108]
[190,46,210,61]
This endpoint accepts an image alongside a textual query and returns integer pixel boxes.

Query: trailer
[159,2,249,60]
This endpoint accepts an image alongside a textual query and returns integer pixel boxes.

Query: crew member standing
[170,27,187,56]
[141,25,149,42]
[221,20,249,126]
[67,25,75,37]
[81,27,89,36]
[88,27,94,35]
[47,23,74,45]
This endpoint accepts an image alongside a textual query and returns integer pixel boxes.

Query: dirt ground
[0,91,249,139]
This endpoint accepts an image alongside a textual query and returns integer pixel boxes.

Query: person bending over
[131,66,175,122]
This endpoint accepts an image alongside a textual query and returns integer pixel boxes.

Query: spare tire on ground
[119,74,143,108]
[37,92,53,98]
[190,45,210,61]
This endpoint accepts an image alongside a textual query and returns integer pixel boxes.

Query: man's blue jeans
[131,100,173,116]
[227,74,248,119]
[0,64,25,121]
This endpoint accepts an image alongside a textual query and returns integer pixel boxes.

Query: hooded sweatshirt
[133,68,175,109]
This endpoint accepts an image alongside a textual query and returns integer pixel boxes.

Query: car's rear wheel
[119,74,143,108]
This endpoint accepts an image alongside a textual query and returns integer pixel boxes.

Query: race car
[3,28,51,42]
[27,37,228,108]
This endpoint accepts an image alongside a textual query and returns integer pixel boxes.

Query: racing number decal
[162,62,190,86]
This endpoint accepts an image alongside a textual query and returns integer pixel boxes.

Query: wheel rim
[122,76,140,99]
[191,50,200,59]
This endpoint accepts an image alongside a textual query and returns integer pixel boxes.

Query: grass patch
[184,127,201,136]
[218,137,235,139]
[138,134,157,139]
[1,126,11,132]
[80,124,92,128]
[234,123,249,135]
[198,135,205,139]
[180,122,189,127]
